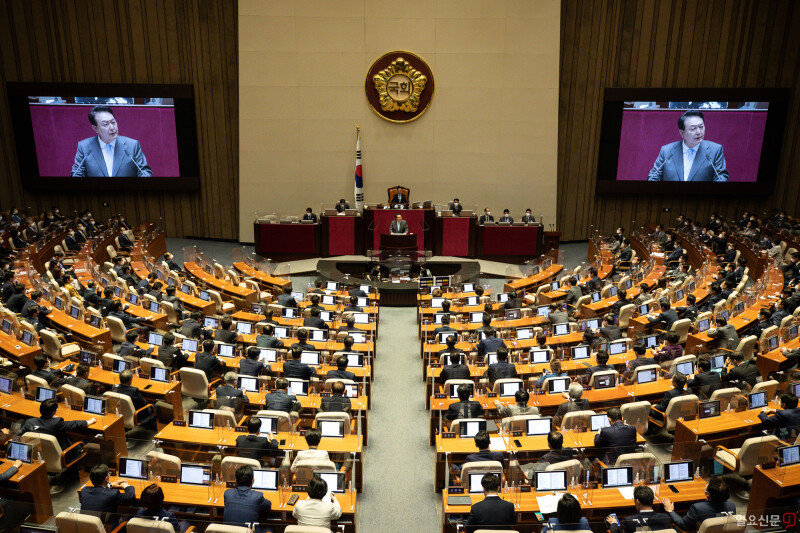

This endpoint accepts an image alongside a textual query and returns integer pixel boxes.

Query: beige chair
[127,517,177,533]
[206,525,255,533]
[649,394,699,432]
[759,325,778,344]
[499,414,541,433]
[221,456,261,482]
[709,388,743,410]
[60,383,87,408]
[21,432,86,493]
[106,245,118,259]
[461,460,503,488]
[161,301,182,328]
[669,354,697,376]
[55,511,110,533]
[292,458,337,486]
[588,369,618,388]
[284,526,333,533]
[25,374,50,392]
[615,452,658,481]
[633,364,662,384]
[621,401,652,435]
[732,335,758,362]
[39,329,80,361]
[670,318,692,344]
[574,295,591,316]
[715,435,781,477]
[751,379,779,399]
[544,459,583,483]
[179,367,218,400]
[442,378,474,395]
[104,391,153,434]
[139,357,167,376]
[560,410,595,430]
[696,515,746,533]
[255,410,295,431]
[208,289,236,314]
[146,450,182,478]
[618,304,636,332]
[102,353,127,369]
[106,315,128,343]
[203,408,238,428]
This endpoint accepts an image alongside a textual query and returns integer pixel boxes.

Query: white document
[536,493,565,514]
[617,486,635,500]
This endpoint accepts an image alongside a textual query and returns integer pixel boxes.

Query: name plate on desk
[227,481,237,488]
[173,420,186,427]
[512,431,523,437]
[161,475,177,483]
[71,404,83,410]
[434,393,446,399]
[234,426,247,433]
[319,392,331,397]
[442,432,455,438]
[431,363,441,368]
[682,415,697,422]
[475,363,486,367]
[138,372,150,380]
[487,392,497,398]
[292,485,307,492]
[448,487,465,494]
[518,485,531,492]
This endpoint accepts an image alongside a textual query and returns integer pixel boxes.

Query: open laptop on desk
[664,460,694,484]
[547,377,570,394]
[150,367,170,383]
[458,420,486,438]
[238,376,259,393]
[601,466,633,488]
[526,417,552,436]
[7,441,32,463]
[748,391,768,410]
[180,464,211,485]
[698,399,721,419]
[35,387,56,402]
[318,419,345,438]
[590,414,610,431]
[148,332,163,346]
[188,410,214,429]
[288,380,309,397]
[118,457,148,480]
[534,470,567,492]
[778,445,800,467]
[84,396,106,415]
[530,349,550,364]
[498,381,521,397]
[252,468,279,491]
[300,351,320,365]
[258,348,278,364]
[0,376,13,395]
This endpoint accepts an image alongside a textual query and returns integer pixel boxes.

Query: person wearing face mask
[479,207,494,225]
[451,198,462,215]
[521,208,535,223]
[71,105,152,177]
[647,110,728,182]
[64,227,82,251]
[23,220,40,242]
[117,215,131,230]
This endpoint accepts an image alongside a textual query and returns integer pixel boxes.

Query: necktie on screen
[105,144,114,176]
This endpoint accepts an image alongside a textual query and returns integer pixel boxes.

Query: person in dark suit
[607,485,672,533]
[521,208,535,224]
[594,407,636,465]
[676,294,699,322]
[163,252,182,272]
[342,295,363,313]
[721,352,760,389]
[647,111,728,182]
[158,332,189,371]
[648,299,679,330]
[498,209,513,223]
[71,106,152,177]
[624,345,658,382]
[662,477,736,530]
[163,286,186,319]
[465,473,516,533]
[290,328,316,352]
[64,363,94,395]
[770,298,791,327]
[302,207,318,223]
[115,369,156,426]
[758,392,800,439]
[478,208,494,225]
[464,430,504,465]
[138,272,157,292]
[107,301,148,330]
[5,283,29,314]
[748,309,773,340]
[389,213,409,234]
[390,189,408,204]
[214,316,240,344]
[80,464,136,518]
[327,355,356,381]
[64,228,82,251]
[181,311,204,339]
[335,199,350,213]
[284,345,317,380]
[553,383,590,427]
[30,354,68,387]
[320,380,351,413]
[303,307,329,330]
[216,372,249,409]
[444,383,484,421]
[562,278,582,315]
[195,339,226,380]
[265,378,302,415]
[707,317,740,351]
[548,302,569,325]
[18,398,96,463]
[701,283,725,312]
[120,330,152,359]
[223,465,272,531]
[236,416,279,464]
[277,286,298,307]
[649,373,690,425]
[598,315,621,341]
[433,314,456,339]
[451,198,463,215]
[666,241,685,265]
[540,431,575,465]
[477,328,506,360]
[613,239,633,274]
[485,347,517,383]
[688,359,722,399]
[117,265,137,288]
[240,347,271,377]
[610,289,631,317]
[584,350,614,384]
[439,349,470,385]
[256,324,284,349]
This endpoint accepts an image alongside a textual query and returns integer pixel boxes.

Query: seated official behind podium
[335,199,350,213]
[390,189,408,205]
[390,213,409,234]
[498,209,513,223]
[478,208,494,225]
[451,198,463,215]
[465,473,516,532]
[224,465,272,532]
[521,208,535,224]
[302,207,317,223]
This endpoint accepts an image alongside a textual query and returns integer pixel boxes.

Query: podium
[380,233,417,252]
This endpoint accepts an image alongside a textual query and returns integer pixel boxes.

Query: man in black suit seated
[563,277,582,315]
[119,329,151,359]
[290,328,316,352]
[277,286,298,308]
[390,189,408,205]
[163,286,186,319]
[593,407,637,465]
[451,198,463,215]
[64,363,94,395]
[328,355,356,381]
[223,465,272,531]
[5,283,29,314]
[195,339,226,380]
[335,199,350,213]
[464,430,504,465]
[115,369,156,427]
[610,289,631,317]
[623,345,657,382]
[661,477,736,531]
[607,485,672,533]
[553,382,590,427]
[748,309,772,340]
[303,307,329,330]
[236,416,279,464]
[701,283,724,312]
[477,327,506,360]
[30,354,68,387]
[597,315,620,341]
[337,314,360,333]
[521,208,535,224]
[256,324,284,349]
[309,280,325,294]
[649,373,689,425]
[158,332,189,371]
[302,207,317,223]
[758,392,800,440]
[676,293,699,322]
[688,358,722,399]
[80,464,136,519]
[444,383,484,421]
[584,350,614,383]
[265,378,302,414]
[465,473,516,533]
[320,380,351,414]
[613,238,633,273]
[342,295,363,313]
[284,345,317,380]
[721,351,760,389]
[181,311,204,340]
[484,347,517,383]
[107,301,149,332]
[64,227,82,252]
[478,208,494,225]
[118,265,137,288]
[214,315,240,344]
[433,314,456,340]
[439,347,471,384]
[216,371,248,409]
[503,290,524,311]
[18,398,96,463]
[241,346,271,377]
[648,299,679,331]
[498,209,513,223]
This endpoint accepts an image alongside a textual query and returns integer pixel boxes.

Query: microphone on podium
[648,152,673,180]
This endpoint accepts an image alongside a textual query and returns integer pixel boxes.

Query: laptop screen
[151,367,169,383]
[36,387,56,402]
[21,331,33,346]
[636,369,657,384]
[581,319,599,331]
[602,466,633,487]
[353,313,369,324]
[526,417,552,436]
[118,457,147,480]
[259,348,278,363]
[149,301,160,313]
[547,378,570,394]
[462,283,475,293]
[571,345,590,360]
[698,400,721,419]
[468,471,498,493]
[322,295,336,305]
[128,293,140,306]
[320,311,333,322]
[112,359,129,373]
[500,381,521,397]
[767,336,779,350]
[608,340,627,355]
[148,332,163,346]
[180,464,211,485]
[218,344,235,357]
[257,417,278,434]
[181,283,192,294]
[281,307,296,318]
[459,420,487,438]
[188,410,213,429]
[300,351,320,365]
[710,354,725,370]
[252,469,279,490]
[288,380,309,396]
[793,383,800,398]
[181,338,198,353]
[89,314,103,328]
[516,327,533,340]
[291,291,305,302]
[274,326,289,339]
[310,329,328,342]
[325,281,339,291]
[319,420,345,438]
[594,373,616,389]
[238,376,258,392]
[430,298,444,308]
[590,414,610,431]
[465,296,478,306]
[778,445,800,467]
[450,383,473,399]
[553,324,569,336]
[534,470,567,492]
[0,376,12,394]
[1,319,11,334]
[537,306,550,318]
[84,396,106,415]
[697,319,710,332]
[748,391,768,409]
[470,312,484,324]
[641,334,659,349]
[675,361,694,376]
[7,441,32,463]
[591,292,601,303]
[236,322,253,334]
[505,309,521,320]
[498,293,509,303]
[664,461,694,483]
[350,331,366,343]
[70,306,80,319]
[203,317,219,328]
[356,297,368,307]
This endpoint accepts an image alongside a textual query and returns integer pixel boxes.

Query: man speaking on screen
[647,110,728,182]
[71,105,152,177]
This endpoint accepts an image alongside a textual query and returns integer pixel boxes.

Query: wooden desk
[0,460,52,523]
[504,264,564,294]
[747,464,800,528]
[435,215,477,257]
[253,222,321,261]
[477,224,543,262]
[130,260,216,315]
[0,330,41,369]
[184,262,256,308]
[232,261,291,293]
[45,308,112,354]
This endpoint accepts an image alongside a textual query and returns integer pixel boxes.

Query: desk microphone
[649,152,673,180]
[71,148,92,176]
[705,152,726,182]
[122,145,147,177]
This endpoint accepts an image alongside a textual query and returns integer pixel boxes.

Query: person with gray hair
[553,382,589,427]
[216,371,248,408]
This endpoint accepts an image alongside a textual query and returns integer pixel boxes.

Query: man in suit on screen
[647,110,728,182]
[71,105,152,177]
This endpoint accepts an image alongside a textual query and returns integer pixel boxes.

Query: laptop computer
[590,414,610,431]
[530,350,550,364]
[150,367,169,383]
[537,306,550,318]
[318,419,345,438]
[526,417,552,436]
[602,466,633,488]
[238,376,259,393]
[252,468,279,490]
[571,345,591,360]
[664,460,694,484]
[778,445,800,467]
[148,332,163,346]
[458,420,487,438]
[84,396,106,415]
[499,381,521,397]
[698,399,721,419]
[218,344,235,358]
[534,470,567,492]
[7,441,32,463]
[547,377,570,394]
[118,457,148,480]
[748,391,768,410]
[300,351,320,365]
[188,410,214,429]
[35,387,56,402]
[288,380,309,396]
[236,322,253,335]
[180,464,211,485]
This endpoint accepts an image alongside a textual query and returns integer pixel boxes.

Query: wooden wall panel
[0,0,238,240]
[558,0,800,241]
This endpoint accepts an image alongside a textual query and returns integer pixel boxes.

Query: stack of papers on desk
[536,493,565,514]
